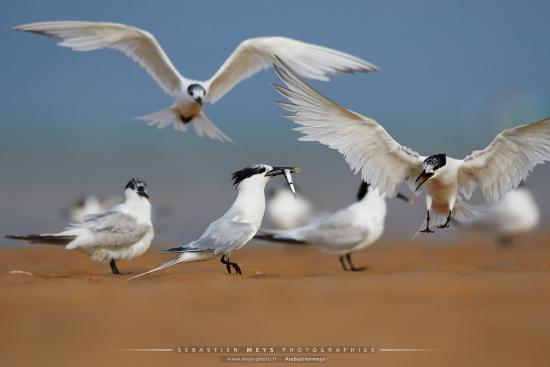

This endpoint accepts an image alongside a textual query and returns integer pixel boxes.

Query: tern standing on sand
[272,58,550,235]
[7,179,154,275]
[256,182,409,271]
[130,165,300,278]
[13,20,378,142]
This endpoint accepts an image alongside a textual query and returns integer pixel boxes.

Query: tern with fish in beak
[130,164,300,278]
[272,57,550,235]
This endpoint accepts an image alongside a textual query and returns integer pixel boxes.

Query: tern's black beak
[137,188,149,199]
[194,97,203,106]
[266,167,301,197]
[415,169,434,192]
[265,166,301,177]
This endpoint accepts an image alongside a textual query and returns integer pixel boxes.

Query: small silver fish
[283,168,297,198]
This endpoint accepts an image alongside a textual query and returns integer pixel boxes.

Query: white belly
[426,177,457,214]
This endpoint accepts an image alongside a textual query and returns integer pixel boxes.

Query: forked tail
[6,234,75,246]
[136,107,234,144]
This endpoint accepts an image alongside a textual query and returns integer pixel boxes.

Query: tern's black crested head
[125,178,146,191]
[423,154,447,172]
[232,165,268,187]
[125,178,149,199]
[357,181,371,201]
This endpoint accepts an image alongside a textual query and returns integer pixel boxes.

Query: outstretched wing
[273,58,422,197]
[13,21,184,96]
[458,117,550,202]
[205,36,378,103]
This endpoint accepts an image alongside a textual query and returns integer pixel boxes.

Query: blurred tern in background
[267,185,314,230]
[458,183,540,247]
[256,182,409,271]
[7,179,154,275]
[66,195,120,223]
[66,195,174,224]
[273,58,550,236]
[130,165,300,279]
[14,20,378,143]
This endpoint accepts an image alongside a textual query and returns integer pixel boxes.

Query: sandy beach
[1,234,550,367]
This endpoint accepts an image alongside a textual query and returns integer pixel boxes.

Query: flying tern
[13,20,378,143]
[130,165,300,279]
[457,183,540,247]
[256,182,409,271]
[272,58,550,234]
[7,179,154,274]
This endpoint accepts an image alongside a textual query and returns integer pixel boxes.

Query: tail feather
[136,106,181,130]
[453,200,486,223]
[191,113,235,144]
[159,245,204,254]
[254,230,306,245]
[127,255,182,280]
[128,249,214,280]
[6,234,75,245]
[135,107,234,144]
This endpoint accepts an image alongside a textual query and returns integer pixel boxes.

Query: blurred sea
[1,115,549,246]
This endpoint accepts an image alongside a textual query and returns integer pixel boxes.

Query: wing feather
[64,210,150,249]
[13,21,184,96]
[272,58,422,197]
[180,219,256,254]
[78,210,140,233]
[206,36,378,103]
[458,117,550,202]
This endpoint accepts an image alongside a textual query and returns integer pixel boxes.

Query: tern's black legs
[438,211,452,229]
[231,262,242,275]
[109,259,121,275]
[220,255,231,273]
[346,253,366,272]
[419,210,434,233]
[420,210,452,233]
[339,254,366,272]
[339,255,349,271]
[497,235,514,248]
[220,255,242,275]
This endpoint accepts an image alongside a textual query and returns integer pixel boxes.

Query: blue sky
[1,0,549,242]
